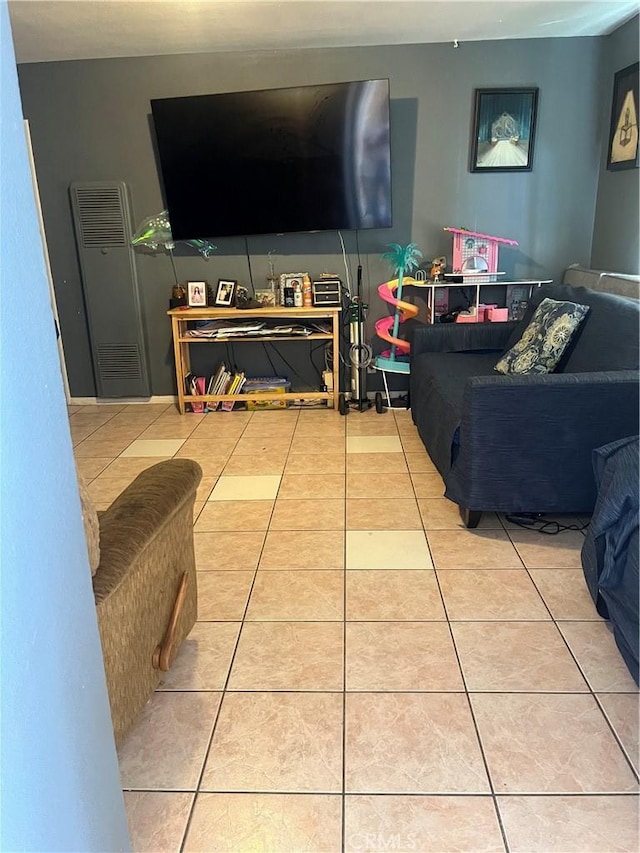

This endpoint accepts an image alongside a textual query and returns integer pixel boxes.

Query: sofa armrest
[411,321,519,358]
[93,458,202,602]
[446,370,640,512]
[93,458,202,745]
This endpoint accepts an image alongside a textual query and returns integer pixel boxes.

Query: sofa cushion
[77,472,100,575]
[495,298,589,375]
[557,287,640,372]
[503,283,640,372]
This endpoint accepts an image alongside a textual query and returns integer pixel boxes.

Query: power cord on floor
[505,513,590,535]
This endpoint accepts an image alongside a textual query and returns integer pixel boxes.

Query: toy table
[373,277,552,410]
[412,277,552,324]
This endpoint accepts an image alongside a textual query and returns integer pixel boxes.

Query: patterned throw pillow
[495,297,590,375]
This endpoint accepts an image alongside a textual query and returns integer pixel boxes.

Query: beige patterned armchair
[91,459,202,746]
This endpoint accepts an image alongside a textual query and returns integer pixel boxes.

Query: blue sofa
[581,435,639,684]
[409,282,640,526]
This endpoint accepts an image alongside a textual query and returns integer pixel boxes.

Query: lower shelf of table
[185,391,332,403]
[178,389,336,413]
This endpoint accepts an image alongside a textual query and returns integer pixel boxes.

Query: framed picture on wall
[470,87,539,172]
[606,61,639,171]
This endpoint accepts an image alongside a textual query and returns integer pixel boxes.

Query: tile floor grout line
[547,610,640,781]
[177,561,261,851]
[123,784,639,797]
[411,415,530,852]
[592,692,640,780]
[183,407,331,846]
[521,559,639,776]
[341,434,347,853]
[433,565,511,852]
[179,413,266,851]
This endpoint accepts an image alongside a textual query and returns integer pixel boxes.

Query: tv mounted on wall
[150,79,392,241]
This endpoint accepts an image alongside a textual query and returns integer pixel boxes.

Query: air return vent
[73,185,127,247]
[70,181,151,398]
[96,344,144,382]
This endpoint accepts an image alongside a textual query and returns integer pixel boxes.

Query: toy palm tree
[381,242,422,363]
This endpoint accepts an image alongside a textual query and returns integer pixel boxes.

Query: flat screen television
[150,79,392,240]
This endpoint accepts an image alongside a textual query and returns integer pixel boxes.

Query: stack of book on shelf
[207,363,246,412]
[184,373,206,413]
[185,363,246,413]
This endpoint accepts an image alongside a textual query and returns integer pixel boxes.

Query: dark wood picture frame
[607,61,639,171]
[470,87,539,173]
[214,279,237,307]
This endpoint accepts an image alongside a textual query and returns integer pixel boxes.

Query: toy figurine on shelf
[429,256,447,282]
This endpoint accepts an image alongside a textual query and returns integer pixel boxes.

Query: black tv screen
[150,79,392,240]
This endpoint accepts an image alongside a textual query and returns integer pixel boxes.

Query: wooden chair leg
[460,507,482,529]
[153,572,188,672]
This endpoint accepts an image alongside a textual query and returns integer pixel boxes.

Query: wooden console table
[168,305,341,414]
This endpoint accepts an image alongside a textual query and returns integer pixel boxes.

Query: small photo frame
[214,279,237,307]
[280,272,308,290]
[187,281,207,307]
[255,289,277,307]
[470,87,538,172]
[607,61,639,171]
[506,283,531,320]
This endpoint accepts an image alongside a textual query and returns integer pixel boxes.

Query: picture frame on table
[606,61,639,171]
[254,289,277,307]
[279,272,309,307]
[280,272,308,291]
[187,280,207,307]
[506,283,531,321]
[470,87,539,172]
[214,279,237,307]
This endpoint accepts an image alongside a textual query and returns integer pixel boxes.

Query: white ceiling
[9,0,638,64]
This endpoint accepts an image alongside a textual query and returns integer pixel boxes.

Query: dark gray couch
[409,283,640,526]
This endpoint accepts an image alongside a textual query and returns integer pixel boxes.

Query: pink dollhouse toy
[443,227,518,284]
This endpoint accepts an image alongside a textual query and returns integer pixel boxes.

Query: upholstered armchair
[87,459,202,746]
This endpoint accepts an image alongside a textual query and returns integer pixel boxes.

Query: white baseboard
[69,395,178,406]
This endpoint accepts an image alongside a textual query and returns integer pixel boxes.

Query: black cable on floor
[505,513,590,535]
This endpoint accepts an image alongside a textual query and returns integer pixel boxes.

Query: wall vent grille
[73,186,127,247]
[96,343,143,382]
[70,180,151,397]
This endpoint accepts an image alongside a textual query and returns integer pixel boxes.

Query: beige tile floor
[71,402,639,853]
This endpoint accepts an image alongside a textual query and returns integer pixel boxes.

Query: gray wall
[591,15,639,274]
[18,37,602,397]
